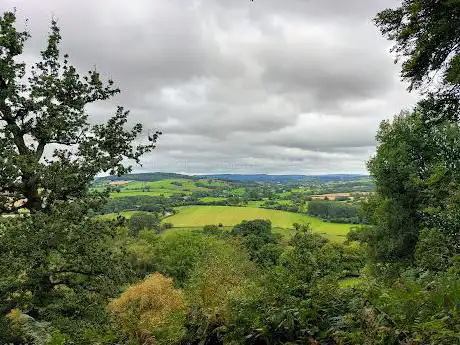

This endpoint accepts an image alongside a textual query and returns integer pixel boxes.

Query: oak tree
[0,10,160,341]
[0,11,160,214]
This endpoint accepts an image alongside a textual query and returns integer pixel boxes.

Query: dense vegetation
[1,1,459,344]
[307,200,363,224]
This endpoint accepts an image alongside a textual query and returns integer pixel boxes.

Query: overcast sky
[4,0,417,174]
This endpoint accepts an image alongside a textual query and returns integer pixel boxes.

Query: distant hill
[96,172,196,182]
[96,172,369,184]
[198,174,369,183]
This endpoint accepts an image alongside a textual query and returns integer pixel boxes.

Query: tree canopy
[375,0,460,94]
[0,11,160,214]
[0,11,159,342]
[375,1,460,123]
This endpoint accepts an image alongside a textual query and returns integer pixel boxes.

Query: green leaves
[230,219,281,266]
[375,1,460,124]
[375,0,460,91]
[0,11,160,213]
[0,201,133,341]
[366,111,460,264]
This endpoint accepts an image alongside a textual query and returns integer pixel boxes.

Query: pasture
[163,205,352,241]
[108,178,226,198]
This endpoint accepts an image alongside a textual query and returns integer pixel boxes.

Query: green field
[110,190,175,198]
[108,178,227,198]
[163,206,351,241]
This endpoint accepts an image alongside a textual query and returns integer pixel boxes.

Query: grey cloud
[3,0,417,174]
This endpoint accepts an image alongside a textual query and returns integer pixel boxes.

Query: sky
[3,0,418,175]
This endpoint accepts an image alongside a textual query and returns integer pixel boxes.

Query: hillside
[200,173,369,183]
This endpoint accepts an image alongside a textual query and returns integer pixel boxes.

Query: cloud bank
[5,0,417,174]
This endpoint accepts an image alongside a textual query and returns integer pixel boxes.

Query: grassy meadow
[108,178,226,198]
[163,206,351,241]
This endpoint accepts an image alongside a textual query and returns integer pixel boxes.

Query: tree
[231,219,281,266]
[152,231,211,286]
[366,110,460,265]
[182,239,257,345]
[0,200,132,341]
[202,224,221,235]
[127,212,161,237]
[375,0,460,122]
[0,10,160,342]
[0,11,160,214]
[375,0,460,93]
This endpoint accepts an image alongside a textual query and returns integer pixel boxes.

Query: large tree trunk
[23,174,42,212]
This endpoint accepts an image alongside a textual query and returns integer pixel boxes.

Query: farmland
[164,205,351,241]
[107,178,227,198]
[95,172,371,241]
[102,205,353,242]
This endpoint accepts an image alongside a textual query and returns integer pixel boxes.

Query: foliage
[182,239,258,344]
[365,111,460,265]
[127,212,161,237]
[1,309,65,345]
[121,227,159,277]
[2,3,460,344]
[108,273,186,345]
[0,200,132,342]
[375,0,460,94]
[375,0,460,124]
[415,227,454,271]
[225,225,365,344]
[151,231,215,287]
[336,264,460,345]
[0,10,157,343]
[307,200,363,224]
[202,224,222,235]
[0,11,159,214]
[231,219,281,266]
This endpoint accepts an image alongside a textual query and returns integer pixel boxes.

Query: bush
[203,224,220,235]
[182,240,258,344]
[151,232,219,286]
[108,273,185,345]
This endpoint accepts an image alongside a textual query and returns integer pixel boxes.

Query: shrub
[151,232,216,286]
[108,273,186,345]
[202,224,221,235]
[182,240,258,344]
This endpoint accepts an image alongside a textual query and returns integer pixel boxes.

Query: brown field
[109,180,130,186]
[311,192,370,201]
